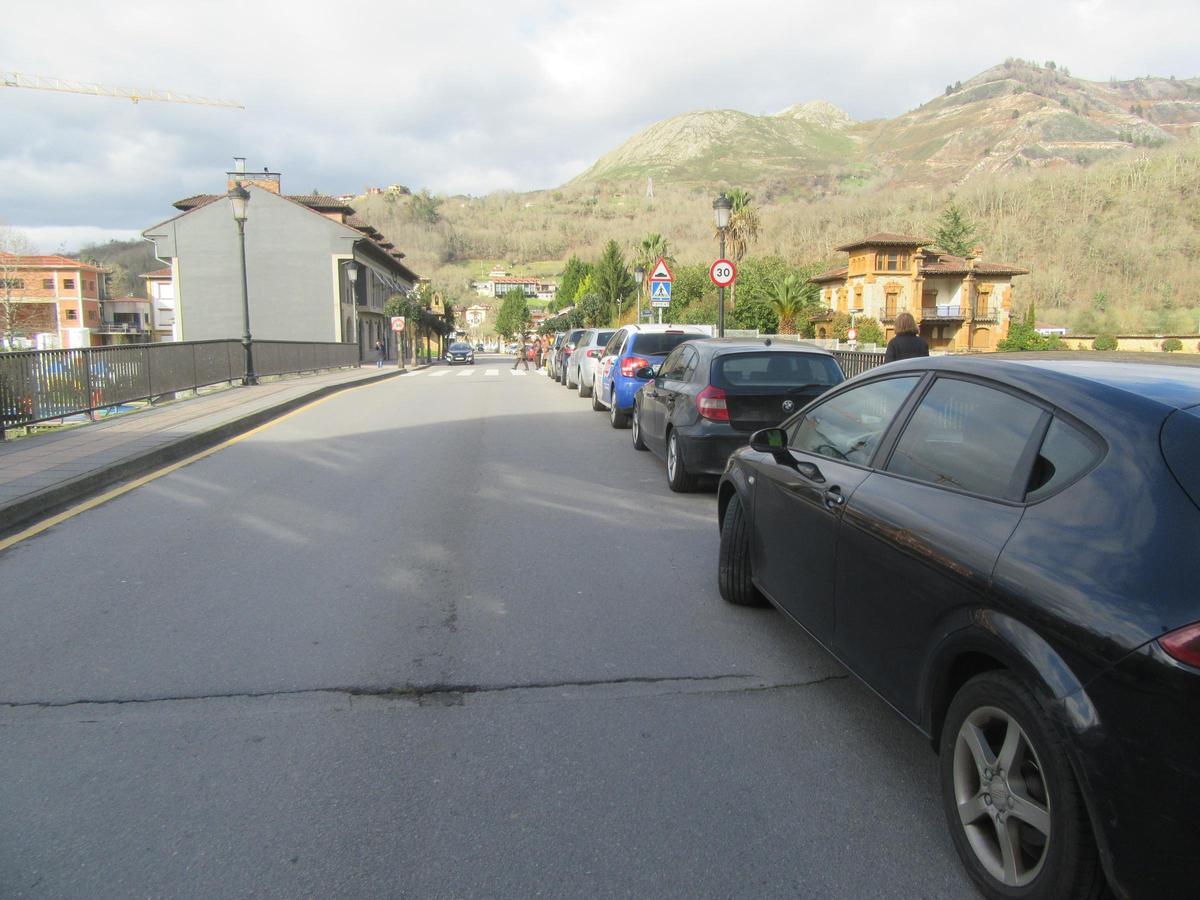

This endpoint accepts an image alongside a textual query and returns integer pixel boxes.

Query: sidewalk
[0,364,421,534]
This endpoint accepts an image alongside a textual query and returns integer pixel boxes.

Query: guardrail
[0,339,358,433]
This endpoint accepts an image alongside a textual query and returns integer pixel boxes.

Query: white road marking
[457,369,473,376]
[428,370,450,377]
[485,369,499,376]
[509,369,527,376]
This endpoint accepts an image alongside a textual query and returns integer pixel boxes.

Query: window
[42,279,54,290]
[876,252,909,271]
[1,279,25,290]
[657,346,687,379]
[789,376,920,464]
[1025,417,1101,501]
[63,278,76,289]
[887,378,1044,498]
[88,309,97,320]
[66,309,78,320]
[713,352,843,389]
[603,330,626,356]
[629,332,700,356]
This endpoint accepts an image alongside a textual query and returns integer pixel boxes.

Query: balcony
[973,306,1002,323]
[921,305,965,321]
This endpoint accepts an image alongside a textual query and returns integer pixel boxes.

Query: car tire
[566,367,577,390]
[591,379,605,412]
[631,401,648,451]
[578,373,592,398]
[665,430,695,490]
[718,494,766,606]
[939,672,1106,900]
[610,391,630,428]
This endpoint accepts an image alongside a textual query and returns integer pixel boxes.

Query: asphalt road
[0,355,975,898]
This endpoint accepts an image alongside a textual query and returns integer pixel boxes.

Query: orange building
[0,252,107,349]
[809,233,1028,351]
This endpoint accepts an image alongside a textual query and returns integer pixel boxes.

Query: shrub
[730,298,779,334]
[1162,337,1183,352]
[1093,333,1118,351]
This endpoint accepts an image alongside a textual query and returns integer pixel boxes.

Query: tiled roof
[921,253,1028,276]
[173,194,220,211]
[835,232,930,252]
[141,266,172,278]
[0,252,104,271]
[286,194,354,211]
[492,276,541,284]
[809,266,848,283]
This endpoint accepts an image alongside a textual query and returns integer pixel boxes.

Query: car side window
[658,346,686,379]
[789,376,920,465]
[605,331,626,357]
[1025,416,1101,501]
[886,378,1044,498]
[679,347,700,382]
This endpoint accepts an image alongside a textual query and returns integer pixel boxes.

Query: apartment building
[0,253,107,349]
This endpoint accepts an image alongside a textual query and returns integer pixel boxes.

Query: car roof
[882,352,1200,411]
[691,338,835,358]
[621,324,712,334]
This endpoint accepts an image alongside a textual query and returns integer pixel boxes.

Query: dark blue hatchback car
[717,353,1200,900]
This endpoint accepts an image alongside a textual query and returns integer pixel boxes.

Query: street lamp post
[713,193,732,338]
[347,264,360,362]
[228,183,257,385]
[634,264,645,325]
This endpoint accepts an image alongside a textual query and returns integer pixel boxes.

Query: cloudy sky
[2,0,1197,251]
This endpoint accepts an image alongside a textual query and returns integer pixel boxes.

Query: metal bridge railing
[0,339,358,433]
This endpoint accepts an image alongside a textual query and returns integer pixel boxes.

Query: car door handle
[823,486,846,510]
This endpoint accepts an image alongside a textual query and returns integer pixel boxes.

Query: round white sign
[709,258,737,287]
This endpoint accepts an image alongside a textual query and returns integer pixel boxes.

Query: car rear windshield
[712,352,843,389]
[630,333,701,356]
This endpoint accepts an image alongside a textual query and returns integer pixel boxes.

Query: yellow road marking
[0,377,389,551]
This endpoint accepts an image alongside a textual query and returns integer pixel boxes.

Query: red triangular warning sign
[648,257,673,282]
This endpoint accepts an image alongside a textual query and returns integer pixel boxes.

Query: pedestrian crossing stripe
[509,369,527,376]
[456,369,472,376]
[429,370,450,376]
[485,369,499,376]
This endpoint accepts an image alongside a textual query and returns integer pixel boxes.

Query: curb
[0,368,405,536]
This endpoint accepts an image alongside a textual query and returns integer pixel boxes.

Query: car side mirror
[634,365,657,379]
[749,428,825,482]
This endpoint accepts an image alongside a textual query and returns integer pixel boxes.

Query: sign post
[648,257,674,324]
[391,316,407,369]
[710,258,736,337]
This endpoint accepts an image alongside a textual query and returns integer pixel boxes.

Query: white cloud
[0,0,1197,235]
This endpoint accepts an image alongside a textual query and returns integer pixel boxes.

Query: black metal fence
[831,350,887,377]
[0,340,358,431]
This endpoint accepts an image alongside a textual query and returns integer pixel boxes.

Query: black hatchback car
[631,339,844,491]
[716,354,1200,900]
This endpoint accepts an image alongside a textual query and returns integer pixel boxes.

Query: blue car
[592,325,712,428]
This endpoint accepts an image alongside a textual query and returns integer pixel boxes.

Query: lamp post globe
[713,193,733,337]
[227,183,257,385]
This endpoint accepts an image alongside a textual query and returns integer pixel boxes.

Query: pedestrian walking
[374,338,385,368]
[512,336,530,370]
[534,339,544,370]
[884,311,930,363]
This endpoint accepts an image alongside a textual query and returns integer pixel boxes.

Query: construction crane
[1,71,244,109]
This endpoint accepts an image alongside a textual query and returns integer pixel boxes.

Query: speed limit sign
[709,258,736,287]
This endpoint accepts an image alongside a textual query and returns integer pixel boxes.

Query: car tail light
[1160,621,1200,668]
[620,355,651,377]
[587,348,603,358]
[697,385,730,421]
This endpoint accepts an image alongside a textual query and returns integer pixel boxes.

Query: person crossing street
[512,335,530,370]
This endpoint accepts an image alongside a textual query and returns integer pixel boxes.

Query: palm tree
[632,232,671,322]
[717,189,760,306]
[763,273,808,334]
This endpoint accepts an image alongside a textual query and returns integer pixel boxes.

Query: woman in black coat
[884,311,929,362]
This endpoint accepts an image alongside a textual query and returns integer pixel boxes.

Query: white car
[565,328,617,398]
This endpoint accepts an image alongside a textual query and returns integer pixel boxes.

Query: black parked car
[445,341,475,365]
[716,354,1200,900]
[632,339,843,492]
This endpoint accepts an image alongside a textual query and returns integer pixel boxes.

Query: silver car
[566,328,617,397]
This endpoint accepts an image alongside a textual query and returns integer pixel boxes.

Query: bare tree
[0,225,44,350]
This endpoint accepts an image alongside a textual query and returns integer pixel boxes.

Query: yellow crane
[1,71,244,109]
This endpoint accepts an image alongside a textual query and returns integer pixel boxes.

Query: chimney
[967,246,983,269]
[226,158,281,195]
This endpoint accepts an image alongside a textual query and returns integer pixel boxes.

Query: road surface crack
[1,672,849,710]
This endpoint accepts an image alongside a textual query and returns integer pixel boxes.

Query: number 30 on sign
[709,258,736,287]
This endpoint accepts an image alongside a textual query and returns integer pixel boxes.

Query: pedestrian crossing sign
[650,280,672,307]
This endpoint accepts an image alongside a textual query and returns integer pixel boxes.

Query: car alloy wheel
[666,431,694,491]
[609,391,629,428]
[939,672,1105,900]
[632,403,648,450]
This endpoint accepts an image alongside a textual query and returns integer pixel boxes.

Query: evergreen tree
[592,240,636,320]
[494,290,531,339]
[933,201,980,257]
[557,256,591,310]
